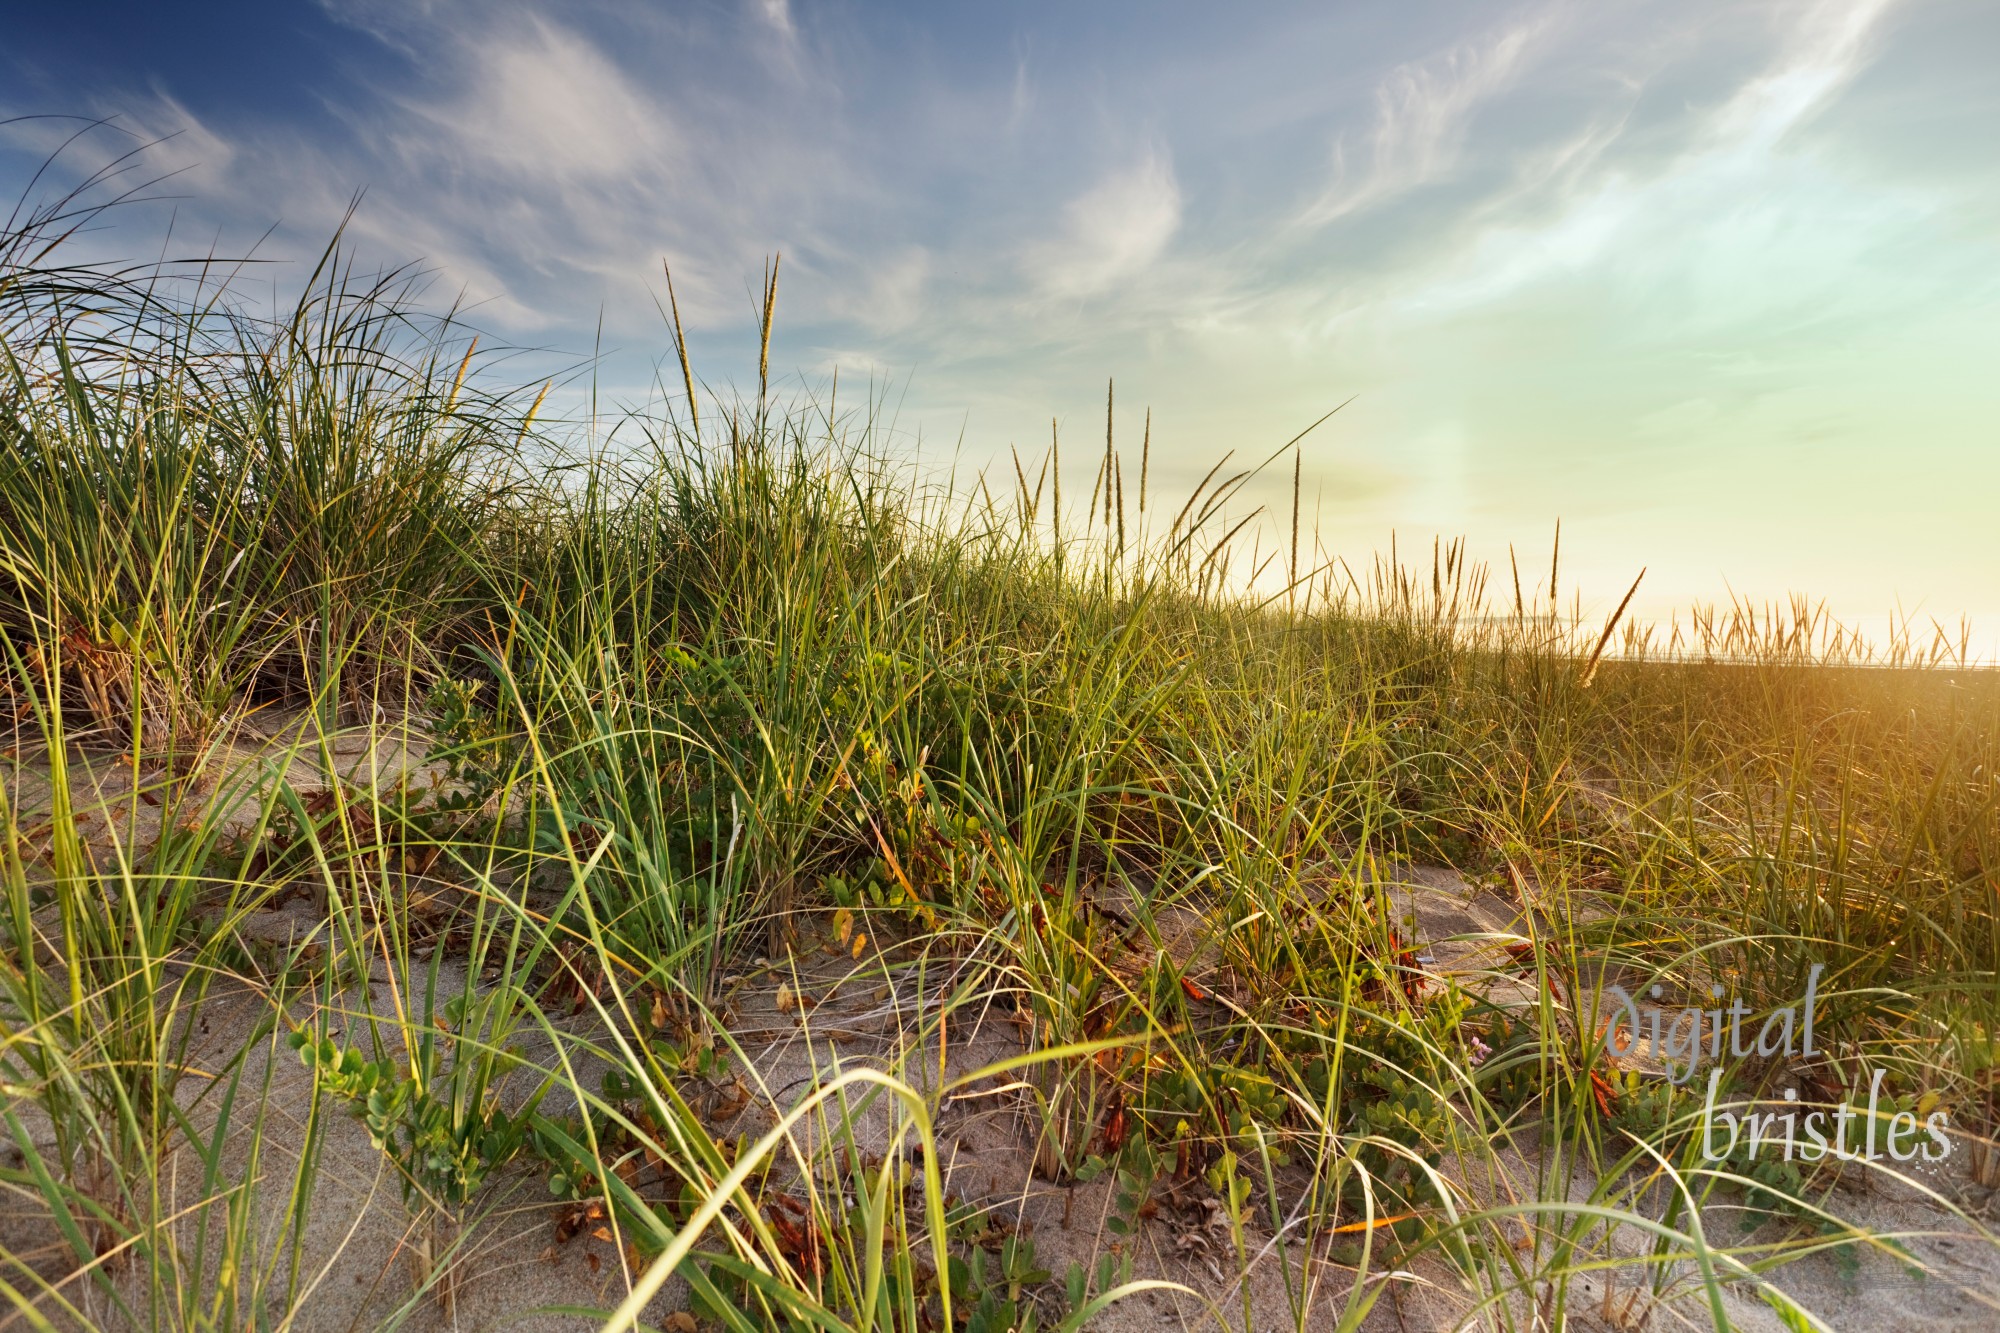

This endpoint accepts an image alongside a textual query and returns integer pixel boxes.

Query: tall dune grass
[0,183,1995,1331]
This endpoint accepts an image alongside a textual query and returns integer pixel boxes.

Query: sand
[3,721,1995,1331]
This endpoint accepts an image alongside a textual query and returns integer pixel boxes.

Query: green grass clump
[0,177,1995,1331]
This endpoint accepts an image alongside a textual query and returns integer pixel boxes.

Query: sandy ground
[3,724,1996,1331]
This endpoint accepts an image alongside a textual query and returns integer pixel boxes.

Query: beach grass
[1,188,1996,1332]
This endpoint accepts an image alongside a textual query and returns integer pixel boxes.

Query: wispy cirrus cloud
[1021,149,1181,301]
[1712,0,1900,153]
[1293,9,1556,228]
[1391,0,1914,324]
[3,0,904,336]
[398,18,681,185]
[753,0,796,41]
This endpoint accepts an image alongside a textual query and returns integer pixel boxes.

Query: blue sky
[5,0,1998,645]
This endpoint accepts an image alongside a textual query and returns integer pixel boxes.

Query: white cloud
[1009,54,1033,130]
[12,5,870,336]
[1022,151,1181,300]
[1710,0,1899,154]
[404,19,679,184]
[1390,0,1913,324]
[1295,11,1553,227]
[1,99,239,200]
[755,0,794,38]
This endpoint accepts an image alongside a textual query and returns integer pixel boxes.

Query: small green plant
[290,987,547,1211]
[957,1233,1055,1333]
[1075,1135,1168,1236]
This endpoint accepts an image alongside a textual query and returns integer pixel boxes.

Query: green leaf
[1759,1286,1835,1333]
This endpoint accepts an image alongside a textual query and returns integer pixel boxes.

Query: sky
[4,0,1997,650]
